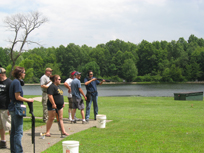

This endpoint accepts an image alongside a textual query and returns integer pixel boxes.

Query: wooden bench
[174,91,203,101]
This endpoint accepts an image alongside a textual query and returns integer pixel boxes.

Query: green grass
[22,96,204,152]
[41,96,204,153]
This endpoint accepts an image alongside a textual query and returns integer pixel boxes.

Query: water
[22,83,204,97]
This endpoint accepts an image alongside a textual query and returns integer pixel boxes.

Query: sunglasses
[89,74,93,75]
[58,79,61,80]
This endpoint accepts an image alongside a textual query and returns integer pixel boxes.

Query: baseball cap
[45,68,53,71]
[71,71,76,76]
[74,71,81,76]
[0,68,6,74]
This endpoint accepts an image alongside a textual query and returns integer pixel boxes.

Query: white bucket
[96,114,106,128]
[62,141,79,153]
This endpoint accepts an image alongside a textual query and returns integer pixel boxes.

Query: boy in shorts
[64,71,79,121]
[71,72,87,124]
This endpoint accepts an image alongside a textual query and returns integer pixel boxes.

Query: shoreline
[25,81,204,85]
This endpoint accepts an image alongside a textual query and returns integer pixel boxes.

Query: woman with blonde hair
[45,74,68,137]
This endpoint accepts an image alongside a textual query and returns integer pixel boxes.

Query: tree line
[1,34,204,83]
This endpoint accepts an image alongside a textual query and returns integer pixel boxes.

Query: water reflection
[23,83,204,97]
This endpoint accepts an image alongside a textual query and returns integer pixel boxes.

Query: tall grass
[41,96,204,153]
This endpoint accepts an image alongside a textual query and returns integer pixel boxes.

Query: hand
[27,99,34,103]
[52,104,57,109]
[84,96,87,101]
[68,89,71,93]
[7,110,10,116]
[102,79,105,82]
[92,78,97,81]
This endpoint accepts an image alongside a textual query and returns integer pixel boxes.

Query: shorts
[72,96,84,110]
[47,104,63,111]
[0,110,11,131]
[68,97,73,109]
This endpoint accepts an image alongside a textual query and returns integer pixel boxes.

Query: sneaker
[82,121,88,124]
[86,119,89,123]
[0,141,7,148]
[71,120,76,124]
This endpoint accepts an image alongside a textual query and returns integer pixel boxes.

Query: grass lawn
[32,96,204,153]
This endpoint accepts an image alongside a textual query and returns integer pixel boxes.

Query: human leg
[0,110,11,141]
[92,95,98,120]
[0,128,5,140]
[0,128,6,148]
[58,108,68,135]
[45,110,55,136]
[71,109,76,120]
[10,111,15,152]
[81,109,85,120]
[68,98,72,120]
[85,97,92,120]
[10,111,23,153]
[42,92,48,122]
[0,110,5,141]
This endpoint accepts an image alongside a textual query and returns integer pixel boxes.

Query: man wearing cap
[40,68,53,122]
[71,72,87,124]
[84,70,105,122]
[64,71,79,121]
[0,67,12,148]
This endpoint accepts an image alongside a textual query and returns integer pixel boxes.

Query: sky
[0,0,204,50]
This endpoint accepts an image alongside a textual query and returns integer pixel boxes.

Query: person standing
[84,70,104,122]
[64,71,79,121]
[71,72,87,124]
[45,75,69,137]
[40,68,53,122]
[0,67,12,148]
[8,67,34,153]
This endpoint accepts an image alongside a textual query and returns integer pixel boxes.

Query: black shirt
[0,78,12,109]
[47,83,64,109]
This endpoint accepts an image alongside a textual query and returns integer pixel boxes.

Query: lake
[22,83,204,97]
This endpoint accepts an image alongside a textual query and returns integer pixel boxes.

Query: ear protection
[20,79,24,86]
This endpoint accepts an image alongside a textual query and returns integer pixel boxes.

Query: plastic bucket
[96,114,106,128]
[62,141,79,153]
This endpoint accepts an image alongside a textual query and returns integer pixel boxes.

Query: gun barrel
[97,78,111,82]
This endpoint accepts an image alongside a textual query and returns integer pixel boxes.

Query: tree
[4,11,48,77]
[0,48,10,67]
[122,59,138,82]
[79,61,100,81]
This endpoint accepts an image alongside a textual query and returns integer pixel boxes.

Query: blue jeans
[10,111,23,153]
[85,95,98,120]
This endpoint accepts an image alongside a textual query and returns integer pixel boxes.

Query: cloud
[0,0,204,49]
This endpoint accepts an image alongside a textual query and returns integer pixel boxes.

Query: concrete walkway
[3,97,110,153]
[4,119,101,153]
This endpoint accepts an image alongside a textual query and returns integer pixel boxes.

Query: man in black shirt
[0,67,12,148]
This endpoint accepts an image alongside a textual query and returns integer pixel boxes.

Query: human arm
[15,92,34,103]
[99,80,105,85]
[40,77,51,89]
[48,94,57,109]
[79,88,87,101]
[64,82,71,93]
[41,84,49,89]
[84,78,97,86]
